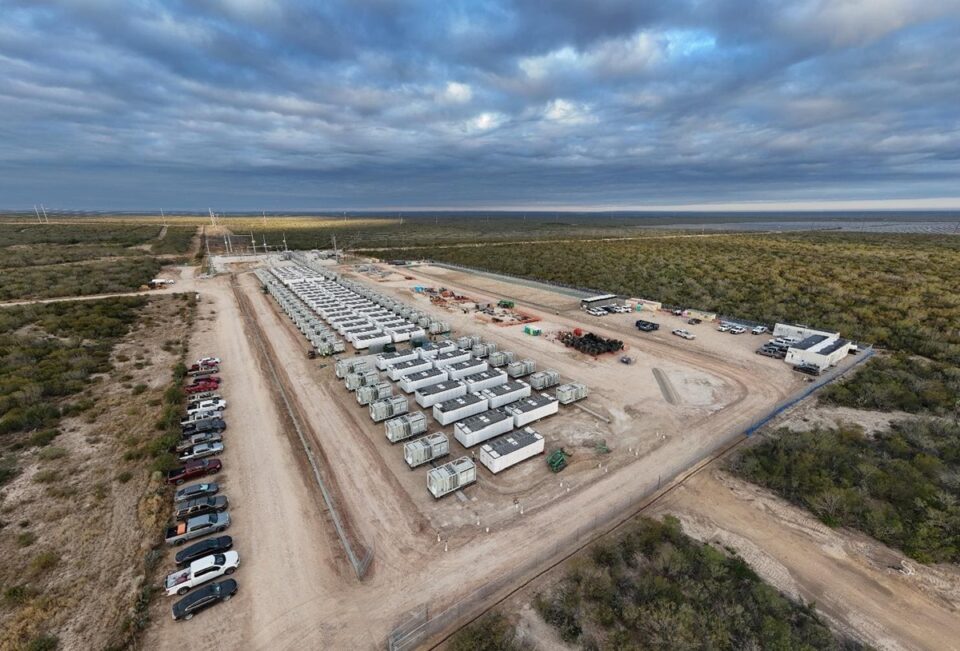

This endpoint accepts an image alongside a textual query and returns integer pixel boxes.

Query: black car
[635,320,660,332]
[175,535,234,567]
[173,482,220,503]
[793,363,821,376]
[172,579,237,621]
[181,418,226,436]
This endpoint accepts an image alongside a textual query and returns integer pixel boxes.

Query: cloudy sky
[1,0,958,210]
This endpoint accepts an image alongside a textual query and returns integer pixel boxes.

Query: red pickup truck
[166,459,223,485]
[185,380,220,395]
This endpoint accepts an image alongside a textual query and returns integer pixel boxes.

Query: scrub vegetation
[820,353,960,415]
[532,516,859,650]
[731,420,960,564]
[0,257,162,301]
[373,232,960,363]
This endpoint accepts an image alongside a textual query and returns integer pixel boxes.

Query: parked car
[635,320,659,332]
[717,323,732,332]
[756,347,781,358]
[174,431,223,454]
[181,411,222,427]
[178,442,224,463]
[166,459,223,486]
[186,399,227,416]
[196,357,221,367]
[187,392,221,405]
[173,482,219,503]
[164,512,231,546]
[586,308,607,317]
[181,418,227,436]
[672,328,696,340]
[164,551,239,596]
[751,325,769,335]
[175,536,233,568]
[189,376,221,386]
[186,381,220,395]
[173,495,229,521]
[188,363,218,374]
[729,326,746,335]
[189,367,219,379]
[794,363,821,376]
[687,318,702,325]
[672,309,684,316]
[172,579,237,621]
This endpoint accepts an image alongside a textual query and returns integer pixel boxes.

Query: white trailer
[463,369,508,394]
[403,433,450,468]
[384,411,429,443]
[415,380,467,408]
[427,457,477,498]
[453,408,513,447]
[399,368,449,393]
[505,393,559,427]
[376,349,419,370]
[417,341,454,359]
[481,380,532,408]
[433,393,489,426]
[387,358,433,381]
[479,427,545,474]
[353,332,392,349]
[445,358,488,380]
[433,349,472,368]
[388,325,426,343]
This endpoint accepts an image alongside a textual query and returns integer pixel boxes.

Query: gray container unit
[556,382,589,405]
[356,381,393,405]
[462,369,508,394]
[370,395,409,423]
[506,359,536,378]
[415,380,467,408]
[434,349,472,369]
[376,349,419,370]
[345,369,380,391]
[403,433,450,468]
[384,411,428,443]
[479,427,545,474]
[528,369,561,390]
[418,340,456,359]
[428,320,451,335]
[387,358,434,381]
[453,408,513,447]
[455,336,473,349]
[427,457,477,499]
[471,342,498,358]
[433,393,490,426]
[335,358,367,379]
[487,350,516,368]
[445,358,489,380]
[481,380,532,408]
[505,393,560,427]
[399,368,448,393]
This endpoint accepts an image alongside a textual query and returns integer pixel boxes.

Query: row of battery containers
[416,427,545,497]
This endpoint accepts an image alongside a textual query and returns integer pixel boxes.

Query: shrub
[30,550,60,574]
[116,471,133,484]
[29,429,60,447]
[32,469,60,484]
[38,446,68,461]
[132,383,148,395]
[17,531,37,547]
[24,634,59,651]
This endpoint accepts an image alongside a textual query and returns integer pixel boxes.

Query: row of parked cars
[586,304,633,317]
[162,357,240,622]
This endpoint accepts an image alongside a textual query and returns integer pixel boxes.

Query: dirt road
[652,470,960,651]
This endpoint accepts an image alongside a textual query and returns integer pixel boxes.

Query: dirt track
[142,260,955,650]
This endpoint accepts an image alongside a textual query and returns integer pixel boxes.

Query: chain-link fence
[387,346,877,650]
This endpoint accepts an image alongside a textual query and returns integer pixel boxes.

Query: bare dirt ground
[142,257,942,651]
[650,468,960,651]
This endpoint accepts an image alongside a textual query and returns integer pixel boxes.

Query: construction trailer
[399,368,449,393]
[415,380,467,408]
[384,412,428,443]
[481,380,532,408]
[505,393,560,427]
[433,393,490,426]
[785,335,853,371]
[427,457,477,499]
[479,427,545,474]
[453,408,514,448]
[403,433,450,468]
[462,369,508,394]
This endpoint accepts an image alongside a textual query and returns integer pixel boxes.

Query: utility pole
[282,233,288,252]
[262,211,267,227]
[161,208,167,227]
[250,232,257,255]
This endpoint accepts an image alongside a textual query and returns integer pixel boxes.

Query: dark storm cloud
[0,0,958,209]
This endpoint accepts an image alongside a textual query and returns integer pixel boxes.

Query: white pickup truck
[164,551,240,596]
[186,399,227,416]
